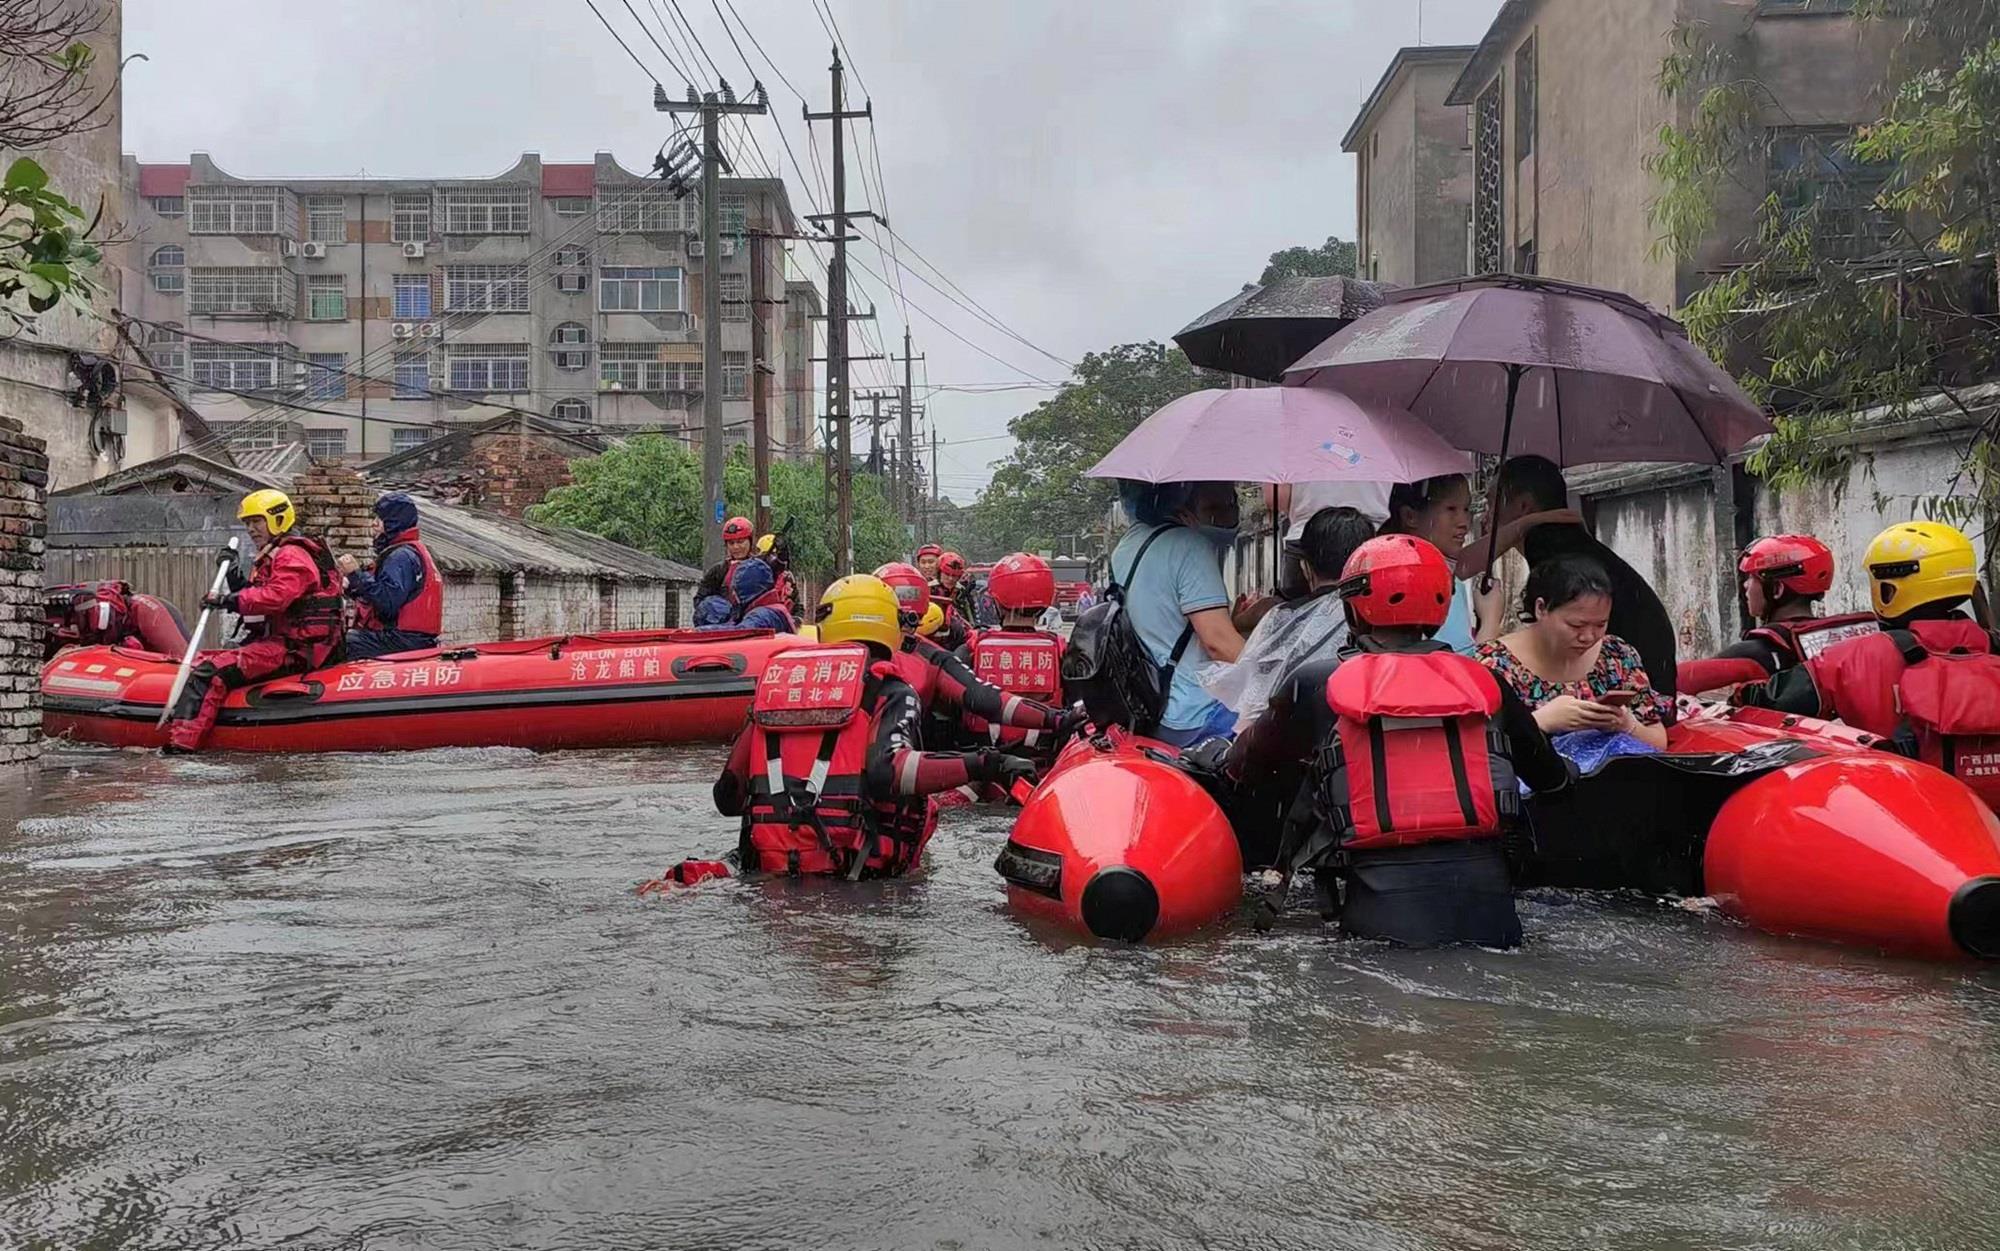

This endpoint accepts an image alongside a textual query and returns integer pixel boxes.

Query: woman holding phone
[1473,554,1671,749]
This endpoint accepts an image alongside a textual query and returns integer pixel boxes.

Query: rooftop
[1342,44,1478,152]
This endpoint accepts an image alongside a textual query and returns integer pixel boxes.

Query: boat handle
[677,653,739,673]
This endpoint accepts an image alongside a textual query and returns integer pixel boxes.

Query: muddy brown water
[3,743,1998,1250]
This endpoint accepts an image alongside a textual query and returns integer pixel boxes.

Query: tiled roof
[137,164,191,196]
[541,163,595,197]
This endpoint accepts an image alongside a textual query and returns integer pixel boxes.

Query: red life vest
[962,628,1065,752]
[740,643,934,877]
[1810,619,2000,810]
[1747,612,1879,666]
[353,528,443,635]
[253,535,347,653]
[1313,648,1519,853]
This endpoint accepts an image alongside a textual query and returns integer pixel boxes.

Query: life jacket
[1807,620,2000,811]
[1746,612,1879,666]
[254,534,347,653]
[1304,646,1520,859]
[962,627,1064,753]
[352,528,443,635]
[740,643,934,878]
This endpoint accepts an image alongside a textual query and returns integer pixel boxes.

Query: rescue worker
[914,543,943,584]
[42,581,189,660]
[922,551,972,650]
[1735,521,2000,808]
[726,556,796,632]
[649,575,1037,885]
[163,489,346,754]
[957,552,1067,766]
[696,516,756,601]
[338,492,442,659]
[1678,534,1876,696]
[875,560,1072,744]
[757,530,803,620]
[1227,534,1574,946]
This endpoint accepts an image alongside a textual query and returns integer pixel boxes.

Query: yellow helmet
[814,574,902,652]
[917,603,945,637]
[238,488,296,535]
[1864,520,1978,618]
[755,533,776,555]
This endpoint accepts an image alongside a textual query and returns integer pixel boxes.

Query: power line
[587,0,668,87]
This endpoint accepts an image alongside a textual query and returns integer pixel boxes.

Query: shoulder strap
[1888,628,1927,665]
[1110,524,1177,601]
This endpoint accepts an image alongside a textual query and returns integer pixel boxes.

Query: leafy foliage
[0,156,102,332]
[1257,235,1358,284]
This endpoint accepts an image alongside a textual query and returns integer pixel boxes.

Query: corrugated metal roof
[416,497,702,582]
[230,442,314,487]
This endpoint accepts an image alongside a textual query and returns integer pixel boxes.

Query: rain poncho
[1200,588,1351,724]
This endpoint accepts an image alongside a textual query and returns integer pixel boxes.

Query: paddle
[156,538,240,728]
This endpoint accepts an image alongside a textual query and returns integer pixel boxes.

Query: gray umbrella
[1173,275,1394,383]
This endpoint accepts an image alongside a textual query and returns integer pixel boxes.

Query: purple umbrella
[1282,274,1772,467]
[1087,386,1471,486]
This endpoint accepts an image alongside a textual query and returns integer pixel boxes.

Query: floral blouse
[1472,634,1669,727]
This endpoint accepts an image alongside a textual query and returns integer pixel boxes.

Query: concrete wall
[1358,82,1418,285]
[1410,60,1475,283]
[1348,51,1473,289]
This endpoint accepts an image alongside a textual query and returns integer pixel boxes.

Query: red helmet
[915,544,943,561]
[1336,535,1454,629]
[987,552,1055,612]
[872,561,931,619]
[722,516,753,543]
[939,552,967,579]
[1739,534,1833,599]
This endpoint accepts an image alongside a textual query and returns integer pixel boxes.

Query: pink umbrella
[1086,386,1471,485]
[1283,274,1772,466]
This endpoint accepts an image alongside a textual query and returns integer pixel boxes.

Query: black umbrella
[1174,275,1394,383]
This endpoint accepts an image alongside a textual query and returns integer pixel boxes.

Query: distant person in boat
[1478,455,1678,701]
[338,492,443,659]
[693,594,735,627]
[954,553,1069,768]
[914,543,943,583]
[647,575,1037,887]
[1227,535,1574,947]
[43,580,189,660]
[1266,480,1393,599]
[1109,479,1246,746]
[1379,475,1507,653]
[756,530,803,620]
[928,552,974,650]
[1735,522,2000,809]
[1472,554,1671,749]
[695,516,756,603]
[723,556,796,632]
[163,489,346,754]
[875,561,1071,744]
[1677,534,1876,696]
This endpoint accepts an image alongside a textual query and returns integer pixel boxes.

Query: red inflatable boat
[41,628,797,753]
[1000,711,2000,959]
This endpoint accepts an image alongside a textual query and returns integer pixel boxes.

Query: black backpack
[1061,525,1196,734]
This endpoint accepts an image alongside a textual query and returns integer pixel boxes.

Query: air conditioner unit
[720,237,739,258]
[687,239,704,258]
[556,273,586,293]
[300,241,328,259]
[279,240,299,258]
[401,241,426,259]
[392,322,415,339]
[418,322,440,338]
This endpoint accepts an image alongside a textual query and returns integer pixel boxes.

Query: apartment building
[1342,45,1477,287]
[120,151,820,465]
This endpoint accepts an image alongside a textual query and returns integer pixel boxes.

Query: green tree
[0,156,101,331]
[1257,235,1358,284]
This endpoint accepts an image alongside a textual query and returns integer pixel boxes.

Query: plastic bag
[1201,592,1350,723]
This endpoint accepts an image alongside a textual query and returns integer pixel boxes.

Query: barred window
[149,245,185,293]
[187,185,289,235]
[307,195,345,243]
[448,343,530,392]
[306,274,346,321]
[720,192,747,236]
[393,351,431,400]
[599,265,682,312]
[600,342,667,391]
[393,273,432,319]
[720,272,748,321]
[188,343,283,391]
[443,264,528,313]
[723,350,748,399]
[551,196,592,216]
[230,428,281,451]
[597,187,684,233]
[305,352,346,400]
[306,428,348,458]
[441,186,531,234]
[146,321,185,375]
[552,398,591,421]
[187,267,297,316]
[149,195,184,217]
[392,193,431,242]
[392,425,433,452]
[551,323,590,371]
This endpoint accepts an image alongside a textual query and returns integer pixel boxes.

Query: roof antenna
[1418,0,1426,46]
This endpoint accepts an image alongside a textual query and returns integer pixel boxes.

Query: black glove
[1057,705,1091,738]
[217,546,247,591]
[969,751,1037,788]
[202,591,240,613]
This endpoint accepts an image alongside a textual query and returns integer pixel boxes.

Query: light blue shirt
[1111,524,1231,732]
[1434,577,1478,654]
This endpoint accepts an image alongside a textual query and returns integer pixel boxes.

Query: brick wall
[292,462,375,557]
[471,435,576,518]
[0,416,50,768]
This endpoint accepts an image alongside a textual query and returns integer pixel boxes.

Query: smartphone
[1596,689,1639,707]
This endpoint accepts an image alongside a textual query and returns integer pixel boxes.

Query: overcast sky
[123,0,1503,500]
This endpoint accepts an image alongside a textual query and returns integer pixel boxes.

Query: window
[719,192,747,236]
[149,245,185,293]
[229,428,281,452]
[392,193,431,242]
[306,428,348,458]
[720,272,749,321]
[440,186,530,234]
[146,322,185,375]
[187,267,298,316]
[597,187,683,233]
[600,342,668,391]
[306,274,346,321]
[1514,39,1537,161]
[555,248,589,268]
[391,425,433,452]
[393,273,432,319]
[188,343,282,391]
[443,264,529,312]
[1473,81,1504,273]
[600,265,683,312]
[1516,239,1538,276]
[1767,127,1895,259]
[186,185,289,235]
[555,248,589,294]
[307,195,345,243]
[551,398,591,422]
[551,323,590,371]
[149,195,184,217]
[552,196,591,216]
[448,343,530,392]
[722,350,748,399]
[555,272,588,294]
[393,352,431,400]
[305,352,347,400]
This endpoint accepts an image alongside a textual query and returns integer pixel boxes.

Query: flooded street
[3,744,1998,1250]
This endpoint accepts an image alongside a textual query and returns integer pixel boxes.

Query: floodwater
[3,745,1998,1251]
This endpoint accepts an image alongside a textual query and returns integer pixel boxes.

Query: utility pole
[930,424,940,540]
[749,229,770,535]
[659,79,768,567]
[805,51,876,576]
[895,326,923,531]
[862,392,886,472]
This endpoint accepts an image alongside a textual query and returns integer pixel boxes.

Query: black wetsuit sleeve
[1716,637,1785,675]
[697,561,727,601]
[1731,665,1824,716]
[1498,683,1573,795]
[1228,658,1335,787]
